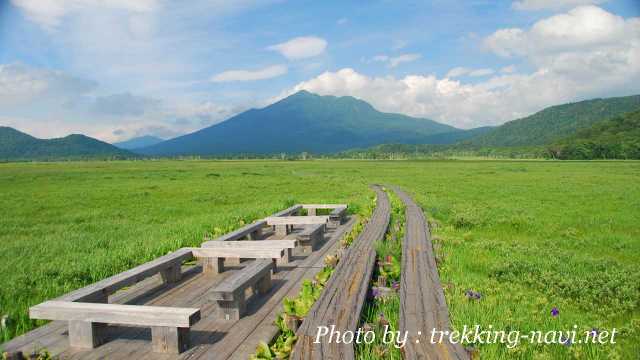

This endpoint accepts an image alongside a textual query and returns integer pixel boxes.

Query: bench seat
[200,240,297,265]
[266,216,329,236]
[296,223,325,254]
[29,301,200,354]
[190,247,284,274]
[209,259,274,321]
[329,206,347,228]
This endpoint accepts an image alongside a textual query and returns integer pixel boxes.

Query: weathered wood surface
[291,186,390,360]
[56,248,193,302]
[201,239,297,249]
[265,216,329,225]
[301,204,347,209]
[205,204,302,243]
[190,247,284,260]
[30,301,200,328]
[209,260,274,301]
[2,216,356,360]
[392,186,469,360]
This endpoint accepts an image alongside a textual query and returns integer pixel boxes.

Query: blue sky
[0,0,639,142]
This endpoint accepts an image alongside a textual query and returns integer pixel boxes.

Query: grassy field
[0,160,638,358]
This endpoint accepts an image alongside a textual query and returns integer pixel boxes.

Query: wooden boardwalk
[393,187,469,360]
[1,219,356,359]
[291,185,391,360]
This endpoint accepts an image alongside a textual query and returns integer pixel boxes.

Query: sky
[0,0,639,142]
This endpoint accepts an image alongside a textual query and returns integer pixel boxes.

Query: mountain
[548,110,640,159]
[465,95,640,147]
[114,135,164,150]
[0,127,134,161]
[137,91,462,156]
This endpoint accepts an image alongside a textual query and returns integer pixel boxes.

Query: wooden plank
[190,247,284,260]
[209,260,274,300]
[201,240,298,249]
[265,216,329,225]
[210,220,267,242]
[393,186,469,360]
[271,204,303,217]
[29,301,200,328]
[301,204,347,210]
[292,185,390,360]
[56,248,193,302]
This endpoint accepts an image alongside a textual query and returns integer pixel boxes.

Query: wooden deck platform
[291,186,391,360]
[393,186,469,360]
[2,219,356,360]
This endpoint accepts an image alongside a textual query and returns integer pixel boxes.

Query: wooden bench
[302,204,347,216]
[190,247,284,274]
[209,259,274,321]
[329,206,347,228]
[29,301,200,354]
[201,240,297,265]
[56,248,193,303]
[265,216,329,236]
[296,223,325,254]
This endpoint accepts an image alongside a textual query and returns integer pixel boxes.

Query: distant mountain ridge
[465,95,640,147]
[0,127,133,160]
[114,135,164,150]
[137,90,471,156]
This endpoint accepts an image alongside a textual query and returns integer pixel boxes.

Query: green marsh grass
[0,160,638,359]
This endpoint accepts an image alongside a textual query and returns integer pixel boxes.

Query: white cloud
[370,53,421,68]
[445,67,471,78]
[500,65,517,74]
[392,40,408,50]
[484,6,636,57]
[445,67,494,78]
[512,0,608,11]
[91,92,160,116]
[0,63,96,106]
[468,68,494,77]
[210,65,287,82]
[267,36,327,60]
[389,53,421,68]
[11,0,158,29]
[282,6,640,129]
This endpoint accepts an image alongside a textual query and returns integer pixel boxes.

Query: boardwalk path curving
[291,185,390,360]
[392,186,469,360]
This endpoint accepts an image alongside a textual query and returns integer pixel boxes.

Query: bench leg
[151,326,190,354]
[275,224,288,237]
[256,273,272,295]
[218,296,246,321]
[225,257,241,266]
[247,228,262,240]
[161,264,182,283]
[68,321,106,349]
[203,257,224,274]
[276,248,291,266]
[308,208,316,216]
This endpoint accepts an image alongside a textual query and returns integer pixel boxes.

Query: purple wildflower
[464,289,482,300]
[391,281,400,291]
[589,328,599,338]
[560,335,572,347]
[369,288,380,300]
[551,307,559,317]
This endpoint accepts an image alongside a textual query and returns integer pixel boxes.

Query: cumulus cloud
[512,0,608,11]
[211,65,287,82]
[0,63,96,106]
[283,6,640,129]
[267,36,327,60]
